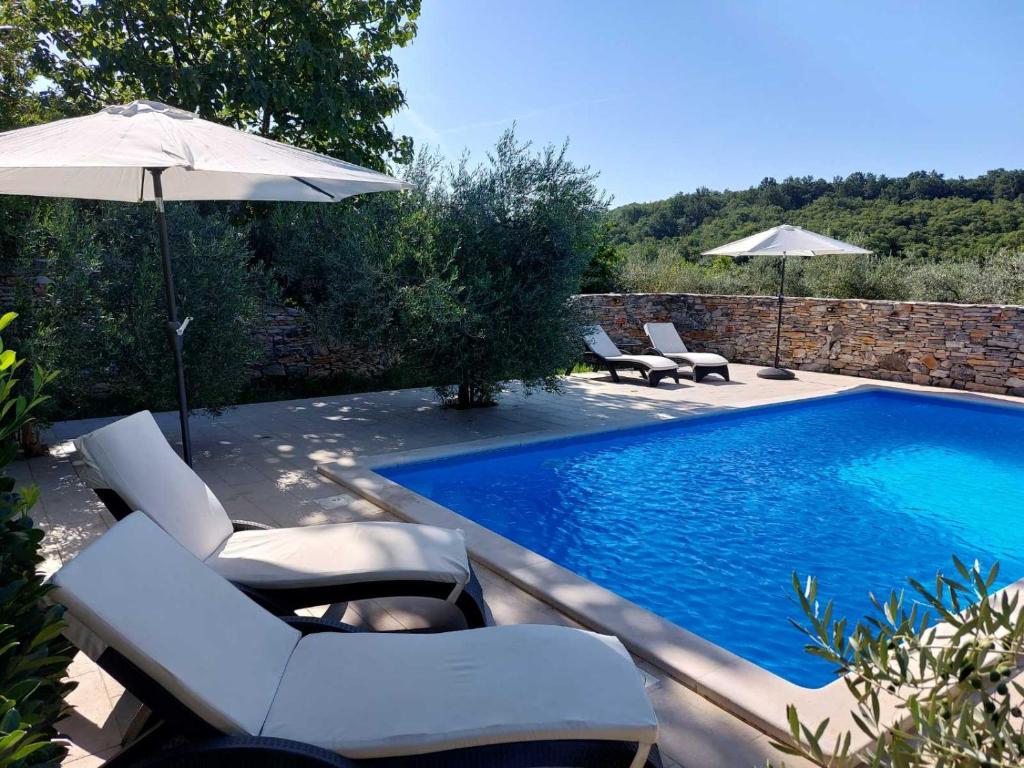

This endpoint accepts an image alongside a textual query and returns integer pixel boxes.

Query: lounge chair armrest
[281,615,367,635]
[231,519,276,532]
[132,735,362,767]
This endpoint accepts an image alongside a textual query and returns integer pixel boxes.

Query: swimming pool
[379,390,1024,688]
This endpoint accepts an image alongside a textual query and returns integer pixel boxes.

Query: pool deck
[25,364,1021,767]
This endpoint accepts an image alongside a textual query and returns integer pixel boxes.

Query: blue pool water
[380,391,1024,687]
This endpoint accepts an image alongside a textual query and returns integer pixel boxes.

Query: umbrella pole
[757,254,795,380]
[773,255,785,368]
[148,168,193,466]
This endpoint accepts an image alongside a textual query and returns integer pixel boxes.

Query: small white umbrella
[0,100,411,463]
[703,224,871,379]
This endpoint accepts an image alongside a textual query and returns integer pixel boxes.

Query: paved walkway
[27,365,873,767]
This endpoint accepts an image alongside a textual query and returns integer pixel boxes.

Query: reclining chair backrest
[74,411,233,560]
[52,512,300,736]
[643,322,688,355]
[583,326,621,358]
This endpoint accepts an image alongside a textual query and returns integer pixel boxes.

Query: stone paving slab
[27,366,882,767]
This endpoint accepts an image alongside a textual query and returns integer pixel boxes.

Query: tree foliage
[0,2,64,275]
[1,0,424,418]
[403,134,606,407]
[15,201,269,418]
[609,170,1024,259]
[773,559,1024,768]
[25,0,421,167]
[266,177,430,371]
[0,2,60,132]
[579,224,624,294]
[270,133,607,408]
[608,170,1024,304]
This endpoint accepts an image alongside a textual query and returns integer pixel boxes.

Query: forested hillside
[600,170,1024,303]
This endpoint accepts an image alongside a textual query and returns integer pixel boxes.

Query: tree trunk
[457,381,471,409]
[20,422,45,458]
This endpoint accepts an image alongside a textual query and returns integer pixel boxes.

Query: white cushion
[583,326,622,358]
[262,625,658,759]
[672,351,729,367]
[643,322,688,355]
[207,522,471,590]
[606,354,678,371]
[74,411,234,560]
[52,513,299,736]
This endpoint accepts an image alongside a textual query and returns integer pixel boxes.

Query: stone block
[965,381,1008,395]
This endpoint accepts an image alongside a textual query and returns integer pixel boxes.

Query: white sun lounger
[643,323,730,383]
[72,411,488,628]
[583,326,680,387]
[52,513,661,768]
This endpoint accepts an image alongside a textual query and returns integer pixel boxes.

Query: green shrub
[773,558,1024,767]
[579,225,624,294]
[617,244,1024,305]
[618,243,776,295]
[0,312,73,767]
[17,201,270,419]
[904,253,1024,305]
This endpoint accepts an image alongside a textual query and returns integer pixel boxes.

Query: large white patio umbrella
[0,100,411,464]
[703,225,871,380]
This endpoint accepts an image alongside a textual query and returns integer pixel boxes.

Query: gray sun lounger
[583,326,680,387]
[72,411,488,629]
[643,323,730,383]
[52,512,661,768]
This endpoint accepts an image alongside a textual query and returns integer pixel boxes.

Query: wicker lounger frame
[92,489,489,630]
[605,359,679,388]
[654,353,730,383]
[583,353,680,388]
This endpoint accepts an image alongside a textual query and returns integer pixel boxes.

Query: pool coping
[317,381,1024,755]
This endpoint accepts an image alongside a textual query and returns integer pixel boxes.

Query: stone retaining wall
[249,306,385,382]
[10,270,1024,395]
[576,293,1024,397]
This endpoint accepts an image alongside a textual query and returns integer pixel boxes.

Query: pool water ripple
[381,391,1024,687]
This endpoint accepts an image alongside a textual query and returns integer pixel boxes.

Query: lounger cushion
[583,326,624,358]
[585,327,677,371]
[52,513,300,737]
[207,521,471,591]
[644,323,729,367]
[605,354,679,371]
[56,514,658,761]
[643,322,690,356]
[73,411,233,560]
[669,352,729,367]
[262,625,658,759]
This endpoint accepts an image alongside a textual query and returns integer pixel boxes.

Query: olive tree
[772,558,1024,768]
[402,132,607,408]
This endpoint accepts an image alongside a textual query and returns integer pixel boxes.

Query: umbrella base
[757,366,796,380]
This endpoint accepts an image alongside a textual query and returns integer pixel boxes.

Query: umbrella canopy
[702,224,871,258]
[701,225,871,380]
[0,99,411,201]
[0,100,411,464]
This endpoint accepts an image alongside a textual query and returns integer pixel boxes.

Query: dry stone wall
[575,293,1024,397]
[12,275,1022,395]
[249,306,385,382]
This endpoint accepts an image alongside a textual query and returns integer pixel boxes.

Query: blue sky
[388,1,1024,205]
